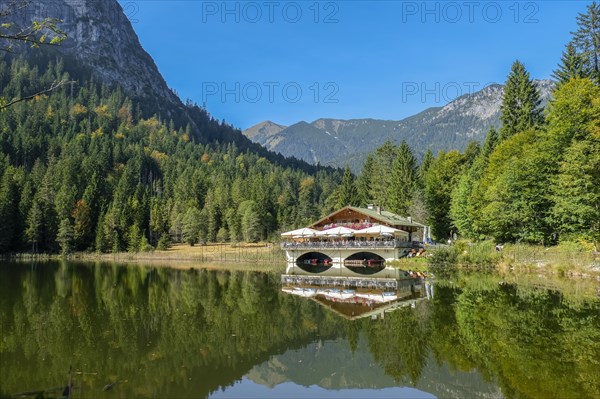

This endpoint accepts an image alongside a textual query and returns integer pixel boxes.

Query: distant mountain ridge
[243,80,554,172]
[247,338,503,399]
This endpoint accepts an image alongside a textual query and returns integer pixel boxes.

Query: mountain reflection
[0,261,598,399]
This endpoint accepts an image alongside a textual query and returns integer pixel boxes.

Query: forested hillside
[0,57,342,254]
[345,3,600,249]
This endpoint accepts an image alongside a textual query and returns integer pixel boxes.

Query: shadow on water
[0,260,599,399]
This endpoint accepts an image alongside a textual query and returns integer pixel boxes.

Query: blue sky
[119,1,587,129]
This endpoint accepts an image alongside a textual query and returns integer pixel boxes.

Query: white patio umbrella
[316,226,356,238]
[280,227,319,238]
[354,225,409,238]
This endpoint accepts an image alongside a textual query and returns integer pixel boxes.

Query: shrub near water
[459,240,501,267]
[429,241,500,270]
[428,246,460,270]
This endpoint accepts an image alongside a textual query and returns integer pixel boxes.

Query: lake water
[0,261,598,399]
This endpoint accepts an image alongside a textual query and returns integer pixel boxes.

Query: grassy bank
[5,243,287,270]
[425,240,600,279]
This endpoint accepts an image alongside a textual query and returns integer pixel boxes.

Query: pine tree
[335,166,359,208]
[499,60,543,141]
[241,203,261,243]
[56,218,74,256]
[481,126,499,157]
[25,200,43,253]
[368,141,397,207]
[0,169,19,252]
[127,224,142,252]
[182,207,201,246]
[72,199,92,250]
[418,150,434,188]
[553,43,588,85]
[388,141,417,216]
[357,154,374,205]
[571,1,600,83]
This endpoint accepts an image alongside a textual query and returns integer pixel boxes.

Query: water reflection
[0,261,598,399]
[281,282,428,320]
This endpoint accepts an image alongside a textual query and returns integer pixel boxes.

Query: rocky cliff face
[0,0,333,173]
[8,0,179,105]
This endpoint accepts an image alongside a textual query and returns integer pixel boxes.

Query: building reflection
[281,275,433,320]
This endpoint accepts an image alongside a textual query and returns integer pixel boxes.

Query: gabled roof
[310,206,425,228]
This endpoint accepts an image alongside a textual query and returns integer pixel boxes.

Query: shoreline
[3,243,599,281]
[2,243,287,272]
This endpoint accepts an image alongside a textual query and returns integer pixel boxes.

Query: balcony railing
[281,240,419,250]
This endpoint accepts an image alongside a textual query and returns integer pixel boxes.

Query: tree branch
[0,80,75,111]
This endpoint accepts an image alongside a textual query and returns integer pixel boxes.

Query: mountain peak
[13,0,179,106]
[243,121,287,144]
[243,81,554,172]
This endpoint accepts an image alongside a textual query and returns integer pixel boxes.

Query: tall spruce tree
[357,154,374,205]
[0,168,19,252]
[368,141,398,208]
[571,1,600,83]
[499,60,543,141]
[418,150,434,188]
[335,166,360,208]
[481,126,499,157]
[388,141,417,216]
[553,43,588,85]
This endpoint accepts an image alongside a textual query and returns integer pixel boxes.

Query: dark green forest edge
[0,4,599,274]
[0,263,598,398]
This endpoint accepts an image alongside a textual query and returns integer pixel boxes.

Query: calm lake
[0,261,598,399]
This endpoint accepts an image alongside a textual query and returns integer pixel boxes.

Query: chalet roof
[311,206,425,229]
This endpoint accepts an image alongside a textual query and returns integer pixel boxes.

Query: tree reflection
[0,262,598,399]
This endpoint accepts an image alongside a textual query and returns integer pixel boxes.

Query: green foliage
[240,200,261,243]
[570,1,600,83]
[0,166,19,252]
[499,60,543,141]
[474,129,555,243]
[424,150,465,240]
[388,141,417,216]
[553,43,589,85]
[139,234,153,252]
[362,141,397,208]
[449,76,600,245]
[427,246,459,270]
[546,78,600,149]
[56,218,73,256]
[0,262,599,398]
[458,241,501,267]
[418,149,434,185]
[329,166,360,209]
[127,224,142,252]
[156,232,170,251]
[551,128,600,249]
[0,57,340,253]
[182,207,202,246]
[356,153,374,205]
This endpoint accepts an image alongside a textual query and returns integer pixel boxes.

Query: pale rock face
[9,0,179,104]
